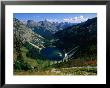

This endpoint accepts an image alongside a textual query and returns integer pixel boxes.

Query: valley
[13,16,97,75]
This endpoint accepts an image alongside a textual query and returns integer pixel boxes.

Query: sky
[14,13,97,23]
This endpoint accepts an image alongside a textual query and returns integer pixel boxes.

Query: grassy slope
[14,47,97,75]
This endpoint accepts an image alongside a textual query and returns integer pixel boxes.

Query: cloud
[46,19,59,23]
[41,16,88,23]
[63,16,88,23]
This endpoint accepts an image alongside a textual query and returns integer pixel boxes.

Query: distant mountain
[26,19,75,39]
[54,17,97,53]
[13,18,45,49]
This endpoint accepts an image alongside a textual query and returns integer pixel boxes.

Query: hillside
[54,17,97,57]
[13,18,45,48]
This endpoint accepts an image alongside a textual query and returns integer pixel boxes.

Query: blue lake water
[40,47,65,61]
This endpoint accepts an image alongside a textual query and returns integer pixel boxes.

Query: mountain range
[26,19,76,39]
[14,17,97,58]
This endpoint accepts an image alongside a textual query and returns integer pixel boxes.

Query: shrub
[14,59,32,71]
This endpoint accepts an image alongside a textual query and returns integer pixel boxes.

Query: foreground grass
[14,67,97,75]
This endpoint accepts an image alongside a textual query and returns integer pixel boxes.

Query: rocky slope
[13,18,45,49]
